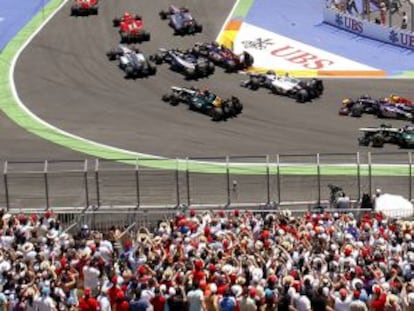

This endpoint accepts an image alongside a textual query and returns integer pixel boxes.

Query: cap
[249,288,257,297]
[84,288,91,296]
[339,288,347,297]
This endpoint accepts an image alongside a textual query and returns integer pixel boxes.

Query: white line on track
[215,0,241,42]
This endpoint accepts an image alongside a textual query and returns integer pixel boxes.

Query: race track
[12,0,414,160]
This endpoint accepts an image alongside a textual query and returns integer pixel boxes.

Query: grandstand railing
[1,151,414,213]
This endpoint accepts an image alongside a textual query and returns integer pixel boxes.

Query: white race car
[240,71,323,103]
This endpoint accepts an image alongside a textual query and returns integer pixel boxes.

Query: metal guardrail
[1,152,414,211]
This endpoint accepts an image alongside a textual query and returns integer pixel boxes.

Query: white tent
[375,193,414,218]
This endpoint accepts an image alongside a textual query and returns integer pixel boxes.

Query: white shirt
[98,295,112,311]
[187,289,204,311]
[83,265,100,289]
[295,295,311,311]
[334,296,352,311]
[34,295,56,311]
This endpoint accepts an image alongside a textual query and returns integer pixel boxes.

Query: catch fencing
[326,0,414,32]
[1,152,414,212]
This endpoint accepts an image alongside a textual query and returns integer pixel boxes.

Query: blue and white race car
[159,5,202,35]
[149,48,214,79]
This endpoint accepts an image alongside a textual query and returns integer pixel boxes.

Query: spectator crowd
[0,207,414,311]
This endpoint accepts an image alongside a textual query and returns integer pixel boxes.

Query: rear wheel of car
[143,31,151,41]
[185,67,196,79]
[350,105,363,117]
[358,136,370,146]
[222,102,231,118]
[70,6,77,16]
[159,11,168,20]
[148,62,157,75]
[120,32,128,43]
[91,6,98,15]
[195,22,203,33]
[231,97,243,114]
[211,107,223,121]
[225,61,237,72]
[249,77,260,90]
[169,95,180,106]
[372,134,385,148]
[124,66,134,79]
[112,18,120,27]
[296,89,308,103]
[207,62,215,74]
[151,54,163,65]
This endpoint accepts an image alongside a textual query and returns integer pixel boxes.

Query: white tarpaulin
[375,193,414,218]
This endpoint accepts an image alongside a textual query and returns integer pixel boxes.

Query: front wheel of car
[296,89,308,103]
[350,105,363,117]
[231,97,243,114]
[372,134,385,148]
[159,10,168,20]
[211,107,223,121]
[124,66,134,79]
[249,77,260,90]
[195,22,203,33]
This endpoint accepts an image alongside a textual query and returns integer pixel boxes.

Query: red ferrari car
[388,94,414,106]
[113,12,142,27]
[115,12,151,43]
[71,0,98,16]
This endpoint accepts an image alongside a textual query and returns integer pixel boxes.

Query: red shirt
[151,295,167,311]
[108,286,123,307]
[114,301,130,311]
[79,297,99,311]
[371,293,387,311]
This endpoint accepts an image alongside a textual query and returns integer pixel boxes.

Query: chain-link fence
[1,152,414,212]
[327,0,414,32]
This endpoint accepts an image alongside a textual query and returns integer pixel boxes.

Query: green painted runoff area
[0,0,412,175]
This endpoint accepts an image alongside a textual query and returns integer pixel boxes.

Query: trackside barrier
[324,1,414,48]
[1,152,414,213]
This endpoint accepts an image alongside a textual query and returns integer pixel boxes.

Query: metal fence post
[186,157,190,206]
[368,152,372,196]
[409,151,412,201]
[83,160,89,208]
[226,156,231,206]
[276,154,281,204]
[316,154,321,205]
[357,152,361,201]
[95,159,101,208]
[135,157,140,208]
[44,160,50,210]
[266,155,270,205]
[176,158,180,207]
[3,161,9,211]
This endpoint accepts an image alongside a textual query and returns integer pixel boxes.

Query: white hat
[168,287,176,296]
[22,242,34,253]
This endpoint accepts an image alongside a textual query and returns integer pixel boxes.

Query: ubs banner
[323,8,414,50]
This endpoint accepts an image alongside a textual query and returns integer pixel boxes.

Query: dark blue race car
[159,5,202,35]
[149,48,214,79]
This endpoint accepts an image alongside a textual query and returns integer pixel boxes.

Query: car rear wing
[359,127,400,132]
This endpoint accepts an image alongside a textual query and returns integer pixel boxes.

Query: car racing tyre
[358,136,370,147]
[169,95,180,106]
[211,107,223,121]
[185,67,196,79]
[159,10,168,20]
[231,97,243,115]
[350,105,363,118]
[195,22,203,33]
[124,66,135,78]
[148,62,157,75]
[249,77,260,90]
[295,89,308,103]
[120,32,129,43]
[207,62,215,74]
[150,53,163,65]
[143,31,151,41]
[225,60,237,73]
[222,102,231,118]
[113,18,121,27]
[91,6,98,15]
[372,134,385,148]
[70,6,77,16]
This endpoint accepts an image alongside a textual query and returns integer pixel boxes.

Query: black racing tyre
[120,32,128,43]
[243,51,254,68]
[169,95,180,106]
[135,15,142,20]
[185,67,196,79]
[350,105,363,118]
[162,93,171,102]
[207,62,215,74]
[296,89,308,103]
[225,60,237,72]
[211,53,221,63]
[231,97,243,114]
[358,136,370,146]
[124,66,134,78]
[148,62,157,75]
[211,107,223,121]
[143,31,151,41]
[222,101,231,118]
[151,53,163,65]
[113,17,121,27]
[249,77,260,90]
[372,134,385,148]
[195,22,203,33]
[91,6,98,15]
[159,10,168,20]
[70,6,77,16]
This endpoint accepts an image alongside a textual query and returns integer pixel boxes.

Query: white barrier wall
[323,8,414,50]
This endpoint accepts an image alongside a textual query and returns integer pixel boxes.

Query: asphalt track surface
[10,0,414,161]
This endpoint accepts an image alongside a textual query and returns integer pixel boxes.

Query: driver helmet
[266,70,276,76]
[123,12,132,20]
[211,41,219,47]
[390,94,399,102]
[342,98,351,105]
[284,72,290,77]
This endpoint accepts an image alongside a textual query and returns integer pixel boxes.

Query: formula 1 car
[387,94,414,106]
[191,42,254,72]
[113,12,142,27]
[162,86,243,121]
[339,95,414,121]
[149,49,214,79]
[240,71,323,103]
[358,124,414,148]
[115,13,150,43]
[71,0,98,16]
[159,5,202,35]
[106,45,156,78]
